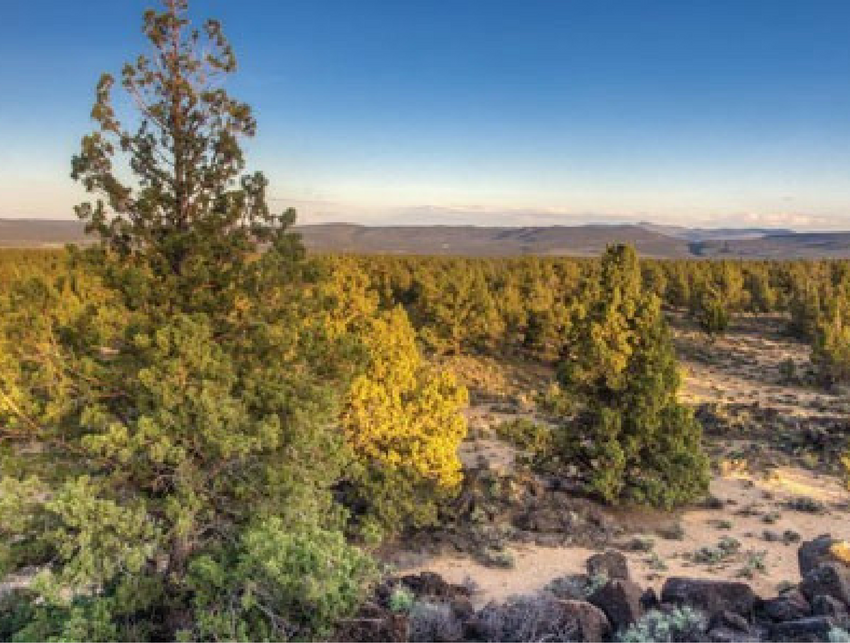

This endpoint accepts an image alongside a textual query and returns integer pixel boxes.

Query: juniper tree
[0,1,373,639]
[558,245,709,507]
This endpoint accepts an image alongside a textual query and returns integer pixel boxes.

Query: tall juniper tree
[558,245,709,507]
[0,1,373,639]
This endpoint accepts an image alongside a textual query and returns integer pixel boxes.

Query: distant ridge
[1,218,850,259]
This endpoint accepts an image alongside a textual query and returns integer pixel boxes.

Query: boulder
[589,579,645,630]
[558,600,612,642]
[640,587,659,611]
[812,594,849,621]
[661,577,758,617]
[800,563,850,605]
[762,589,811,622]
[398,572,471,601]
[768,616,836,642]
[586,550,630,581]
[799,535,844,577]
[709,610,751,633]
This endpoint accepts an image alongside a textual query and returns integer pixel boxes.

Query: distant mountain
[636,222,794,242]
[0,219,89,246]
[296,223,692,257]
[2,218,850,259]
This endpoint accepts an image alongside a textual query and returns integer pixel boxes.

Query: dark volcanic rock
[397,572,471,601]
[768,616,836,642]
[812,594,849,621]
[586,550,630,581]
[558,600,612,642]
[709,610,751,633]
[588,579,645,630]
[800,563,850,605]
[661,577,758,617]
[799,535,843,577]
[336,603,409,642]
[762,589,811,622]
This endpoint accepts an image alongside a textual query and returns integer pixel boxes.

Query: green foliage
[558,245,710,507]
[342,307,468,537]
[495,418,555,467]
[692,285,730,337]
[0,2,369,639]
[186,519,375,641]
[388,585,416,613]
[618,607,707,643]
[812,300,850,388]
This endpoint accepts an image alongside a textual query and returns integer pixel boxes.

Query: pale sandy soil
[404,315,850,607]
[405,470,850,606]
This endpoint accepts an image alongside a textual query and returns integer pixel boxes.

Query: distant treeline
[3,248,847,381]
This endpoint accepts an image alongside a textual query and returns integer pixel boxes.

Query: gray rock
[811,594,849,621]
[586,550,630,581]
[799,535,842,577]
[762,589,811,622]
[768,616,836,642]
[661,577,758,617]
[558,600,612,642]
[589,579,645,631]
[800,563,850,605]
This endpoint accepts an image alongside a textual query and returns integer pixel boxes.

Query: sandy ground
[403,315,850,606]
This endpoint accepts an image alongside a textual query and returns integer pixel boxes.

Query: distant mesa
[0,218,849,259]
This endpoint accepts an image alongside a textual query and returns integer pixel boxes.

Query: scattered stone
[588,579,645,630]
[811,594,849,621]
[800,563,850,605]
[768,616,836,642]
[657,523,686,540]
[661,577,758,617]
[709,609,751,633]
[558,599,612,642]
[762,589,811,622]
[799,535,843,577]
[586,550,630,581]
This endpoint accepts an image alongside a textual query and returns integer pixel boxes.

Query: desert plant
[477,594,577,642]
[389,585,416,613]
[830,627,850,643]
[409,601,463,642]
[618,607,708,643]
[495,418,555,467]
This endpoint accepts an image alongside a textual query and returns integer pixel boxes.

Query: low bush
[477,594,577,642]
[619,607,707,643]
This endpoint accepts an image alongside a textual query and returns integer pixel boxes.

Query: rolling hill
[2,218,850,258]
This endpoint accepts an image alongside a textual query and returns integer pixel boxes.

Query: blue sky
[2,0,850,229]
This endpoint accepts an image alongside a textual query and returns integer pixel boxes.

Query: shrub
[389,585,416,613]
[618,607,707,643]
[342,307,469,537]
[830,628,850,643]
[558,245,709,507]
[409,601,463,642]
[477,594,577,642]
[187,519,376,641]
[693,286,730,338]
[495,418,555,467]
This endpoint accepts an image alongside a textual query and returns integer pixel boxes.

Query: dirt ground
[401,314,850,606]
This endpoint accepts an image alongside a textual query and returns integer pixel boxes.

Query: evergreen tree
[693,284,730,338]
[0,1,372,638]
[341,307,468,538]
[558,245,709,507]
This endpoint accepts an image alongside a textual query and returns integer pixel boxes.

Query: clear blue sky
[2,0,850,229]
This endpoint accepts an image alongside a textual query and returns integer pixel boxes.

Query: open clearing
[397,314,850,605]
